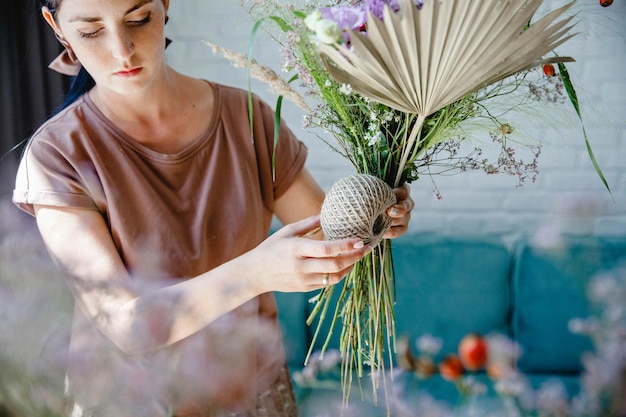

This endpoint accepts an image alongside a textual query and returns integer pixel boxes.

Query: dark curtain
[0,0,70,199]
[0,6,73,417]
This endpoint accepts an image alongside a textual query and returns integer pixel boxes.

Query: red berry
[439,354,465,381]
[543,64,556,77]
[458,333,489,371]
[600,0,613,6]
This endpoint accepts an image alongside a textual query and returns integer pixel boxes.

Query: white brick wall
[165,1,626,238]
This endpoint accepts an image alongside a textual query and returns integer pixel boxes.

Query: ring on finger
[322,274,329,286]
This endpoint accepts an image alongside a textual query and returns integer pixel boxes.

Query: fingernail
[353,241,364,249]
[389,207,399,215]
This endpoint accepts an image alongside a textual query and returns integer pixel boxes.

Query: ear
[42,6,64,42]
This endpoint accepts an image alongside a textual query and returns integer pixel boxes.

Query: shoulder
[23,94,109,168]
[28,95,94,148]
[210,82,274,114]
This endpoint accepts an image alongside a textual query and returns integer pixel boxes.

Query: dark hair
[59,68,96,111]
[41,0,96,112]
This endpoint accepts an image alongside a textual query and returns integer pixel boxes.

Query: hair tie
[48,48,81,76]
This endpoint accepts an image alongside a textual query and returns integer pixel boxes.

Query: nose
[110,28,135,61]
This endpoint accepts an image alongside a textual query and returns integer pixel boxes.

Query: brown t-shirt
[13,82,307,415]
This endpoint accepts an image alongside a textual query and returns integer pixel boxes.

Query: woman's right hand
[243,215,367,294]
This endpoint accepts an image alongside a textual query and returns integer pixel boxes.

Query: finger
[387,185,413,217]
[302,243,368,277]
[299,237,365,259]
[393,183,411,202]
[313,266,353,289]
[384,223,408,239]
[279,215,321,237]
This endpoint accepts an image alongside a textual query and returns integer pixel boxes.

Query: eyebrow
[68,0,154,23]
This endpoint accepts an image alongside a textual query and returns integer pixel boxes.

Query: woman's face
[49,0,169,96]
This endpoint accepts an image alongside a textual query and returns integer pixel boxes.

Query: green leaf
[558,62,612,197]
[293,10,307,20]
[268,15,293,32]
[247,18,266,143]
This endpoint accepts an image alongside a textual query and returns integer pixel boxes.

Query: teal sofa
[275,235,626,416]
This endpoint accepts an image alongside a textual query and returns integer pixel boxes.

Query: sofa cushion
[512,237,626,374]
[275,291,311,371]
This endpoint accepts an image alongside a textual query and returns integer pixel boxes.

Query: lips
[115,67,143,77]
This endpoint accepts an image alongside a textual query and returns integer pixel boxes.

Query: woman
[13,0,414,415]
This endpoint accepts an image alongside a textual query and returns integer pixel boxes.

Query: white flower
[462,375,487,396]
[416,334,443,356]
[536,379,569,415]
[495,372,529,397]
[382,111,395,123]
[366,131,382,147]
[568,317,600,335]
[339,83,352,95]
[488,333,521,363]
[314,19,342,44]
[318,349,342,371]
[588,274,619,303]
[304,10,322,31]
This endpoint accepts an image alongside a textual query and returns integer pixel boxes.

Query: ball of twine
[320,174,396,248]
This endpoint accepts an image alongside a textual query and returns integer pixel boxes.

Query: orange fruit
[543,64,556,77]
[439,354,465,381]
[458,333,489,371]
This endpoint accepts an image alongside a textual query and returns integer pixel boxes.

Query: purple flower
[320,6,368,31]
[365,0,424,20]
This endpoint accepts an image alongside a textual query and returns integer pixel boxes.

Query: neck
[90,65,182,125]
[87,67,213,153]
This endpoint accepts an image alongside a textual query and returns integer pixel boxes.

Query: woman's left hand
[384,183,414,239]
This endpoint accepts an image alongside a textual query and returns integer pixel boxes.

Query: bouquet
[208,0,609,408]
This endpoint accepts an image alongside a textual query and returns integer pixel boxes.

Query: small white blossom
[304,10,322,31]
[536,379,569,415]
[416,334,443,356]
[568,317,600,335]
[495,372,529,397]
[318,349,342,371]
[314,19,342,44]
[365,131,382,147]
[462,375,487,396]
[588,274,620,303]
[339,83,353,95]
[302,114,312,129]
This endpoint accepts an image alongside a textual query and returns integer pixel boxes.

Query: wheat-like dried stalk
[204,41,311,112]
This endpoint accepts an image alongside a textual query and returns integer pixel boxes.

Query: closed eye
[127,12,152,26]
[77,12,151,39]
[78,28,103,38]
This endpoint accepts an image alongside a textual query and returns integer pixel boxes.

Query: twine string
[320,174,397,248]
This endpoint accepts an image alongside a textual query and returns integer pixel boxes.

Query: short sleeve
[13,119,99,216]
